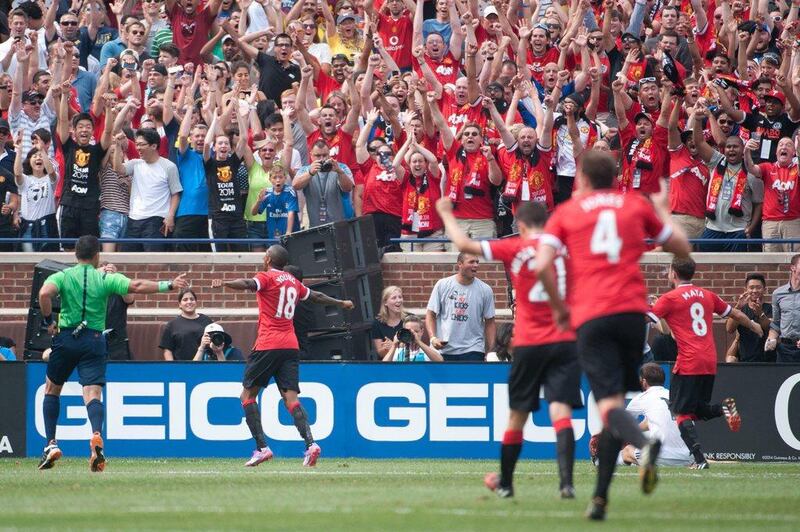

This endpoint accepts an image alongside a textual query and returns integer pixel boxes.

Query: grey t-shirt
[426,275,496,356]
[125,157,182,221]
[297,162,354,228]
[705,151,764,233]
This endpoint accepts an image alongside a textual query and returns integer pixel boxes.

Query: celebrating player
[650,257,756,469]
[535,150,692,520]
[436,198,582,499]
[212,245,354,467]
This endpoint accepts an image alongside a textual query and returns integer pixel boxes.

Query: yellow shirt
[327,32,363,63]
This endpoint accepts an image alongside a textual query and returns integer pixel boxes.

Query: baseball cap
[222,35,234,44]
[634,112,654,124]
[761,52,781,66]
[22,90,43,103]
[151,63,168,76]
[765,90,786,106]
[204,323,232,346]
[336,13,356,24]
[621,32,641,43]
[563,91,585,107]
[483,5,499,17]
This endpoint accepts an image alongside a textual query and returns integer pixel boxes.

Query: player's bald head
[580,150,617,190]
[266,245,289,270]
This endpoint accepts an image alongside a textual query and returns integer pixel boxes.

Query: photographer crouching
[382,315,443,362]
[193,323,244,361]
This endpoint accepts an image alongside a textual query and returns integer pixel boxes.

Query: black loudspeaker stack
[281,216,383,360]
[24,259,70,359]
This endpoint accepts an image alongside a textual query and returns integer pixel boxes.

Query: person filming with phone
[193,323,244,361]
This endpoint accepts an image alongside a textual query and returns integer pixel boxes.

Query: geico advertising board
[25,362,601,459]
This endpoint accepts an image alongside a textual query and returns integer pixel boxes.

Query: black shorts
[59,204,99,240]
[242,349,300,392]
[670,374,715,416]
[576,313,647,401]
[509,342,583,412]
[47,329,108,386]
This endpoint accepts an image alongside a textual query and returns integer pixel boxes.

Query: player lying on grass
[211,245,354,467]
[436,198,582,500]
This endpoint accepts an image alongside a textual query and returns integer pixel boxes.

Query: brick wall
[0,252,794,312]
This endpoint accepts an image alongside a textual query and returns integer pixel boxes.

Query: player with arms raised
[436,199,582,499]
[535,150,692,520]
[212,245,354,467]
[650,257,755,469]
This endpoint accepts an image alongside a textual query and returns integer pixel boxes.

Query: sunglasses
[718,119,733,125]
[639,77,657,86]
[25,100,43,105]
[61,20,78,26]
[302,23,316,29]
[463,131,481,137]
[129,30,145,36]
[274,42,292,48]
[367,146,380,153]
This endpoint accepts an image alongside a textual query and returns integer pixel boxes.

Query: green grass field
[2,458,799,531]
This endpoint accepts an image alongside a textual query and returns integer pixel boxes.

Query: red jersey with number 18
[481,237,575,347]
[252,269,310,351]
[651,284,731,376]
[541,191,672,328]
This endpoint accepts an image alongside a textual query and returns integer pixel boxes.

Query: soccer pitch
[2,459,799,531]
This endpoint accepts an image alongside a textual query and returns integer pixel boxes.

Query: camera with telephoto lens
[209,331,226,347]
[396,328,415,345]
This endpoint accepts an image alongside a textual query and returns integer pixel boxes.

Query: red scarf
[445,148,485,205]
[402,171,441,233]
[706,160,747,219]
[620,136,654,193]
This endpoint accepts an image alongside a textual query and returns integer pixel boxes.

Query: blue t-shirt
[0,347,16,360]
[257,188,299,237]
[72,70,97,113]
[176,148,209,216]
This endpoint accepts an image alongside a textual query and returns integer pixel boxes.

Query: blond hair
[377,285,404,323]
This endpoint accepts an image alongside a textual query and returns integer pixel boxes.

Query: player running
[650,257,756,469]
[535,150,692,520]
[436,199,582,500]
[212,245,354,467]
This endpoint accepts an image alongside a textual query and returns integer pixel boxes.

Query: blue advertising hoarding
[24,362,602,459]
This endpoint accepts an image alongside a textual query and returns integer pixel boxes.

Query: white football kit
[620,385,693,466]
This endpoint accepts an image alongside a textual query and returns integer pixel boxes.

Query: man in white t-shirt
[616,363,693,467]
[113,128,182,252]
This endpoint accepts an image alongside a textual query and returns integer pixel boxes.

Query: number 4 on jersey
[590,210,622,264]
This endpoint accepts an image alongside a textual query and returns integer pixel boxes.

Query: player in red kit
[650,257,757,469]
[212,245,354,467]
[535,150,692,521]
[436,199,582,500]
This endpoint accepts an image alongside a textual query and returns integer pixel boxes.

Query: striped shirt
[9,105,56,159]
[99,163,131,214]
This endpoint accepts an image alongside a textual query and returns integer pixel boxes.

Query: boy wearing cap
[193,323,244,361]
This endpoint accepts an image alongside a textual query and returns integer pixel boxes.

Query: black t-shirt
[293,300,314,357]
[159,314,214,361]
[106,294,132,360]
[371,319,403,343]
[736,303,773,362]
[255,52,301,107]
[60,138,107,209]
[741,112,800,163]
[0,163,18,231]
[205,154,244,219]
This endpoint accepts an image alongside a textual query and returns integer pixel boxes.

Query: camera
[397,328,415,345]
[209,331,226,347]
[320,159,334,172]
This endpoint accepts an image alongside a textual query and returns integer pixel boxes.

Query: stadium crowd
[1,0,800,252]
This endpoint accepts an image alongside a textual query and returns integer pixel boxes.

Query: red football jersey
[541,191,672,328]
[651,284,731,375]
[482,237,575,347]
[756,162,800,221]
[668,145,709,218]
[252,269,311,351]
[377,12,413,70]
[307,128,356,170]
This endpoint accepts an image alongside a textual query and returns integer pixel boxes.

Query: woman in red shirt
[356,109,405,250]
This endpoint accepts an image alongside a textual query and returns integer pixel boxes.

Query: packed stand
[0,0,800,251]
